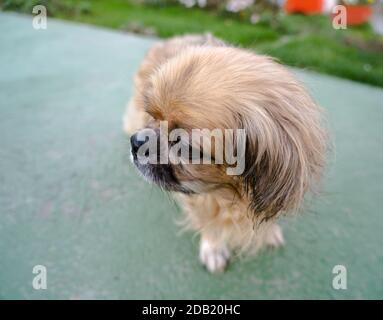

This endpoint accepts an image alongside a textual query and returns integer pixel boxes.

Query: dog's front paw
[264,223,285,248]
[199,238,230,273]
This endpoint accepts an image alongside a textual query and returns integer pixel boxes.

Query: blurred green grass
[2,0,383,87]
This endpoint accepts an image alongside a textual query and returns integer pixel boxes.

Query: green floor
[1,12,383,299]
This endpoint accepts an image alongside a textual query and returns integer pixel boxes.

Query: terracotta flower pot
[285,0,323,15]
[344,5,372,26]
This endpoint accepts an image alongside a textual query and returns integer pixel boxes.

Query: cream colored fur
[123,34,326,272]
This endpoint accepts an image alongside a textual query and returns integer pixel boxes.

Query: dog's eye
[169,135,182,147]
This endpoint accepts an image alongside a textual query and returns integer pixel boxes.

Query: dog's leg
[199,235,230,273]
[177,193,233,273]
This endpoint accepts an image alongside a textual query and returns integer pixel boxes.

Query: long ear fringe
[240,92,327,223]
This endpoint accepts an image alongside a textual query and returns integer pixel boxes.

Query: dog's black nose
[130,133,145,154]
[131,128,156,156]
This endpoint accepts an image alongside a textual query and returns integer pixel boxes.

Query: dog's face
[130,116,236,195]
[130,46,326,219]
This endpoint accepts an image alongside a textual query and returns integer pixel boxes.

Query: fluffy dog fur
[124,34,326,273]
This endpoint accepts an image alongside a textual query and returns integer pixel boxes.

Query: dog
[123,34,326,273]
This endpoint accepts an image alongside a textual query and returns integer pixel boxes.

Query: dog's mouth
[131,153,194,194]
[129,128,199,194]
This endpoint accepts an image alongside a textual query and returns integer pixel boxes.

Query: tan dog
[124,34,326,273]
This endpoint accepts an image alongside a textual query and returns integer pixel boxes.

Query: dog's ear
[241,127,303,222]
[239,89,326,222]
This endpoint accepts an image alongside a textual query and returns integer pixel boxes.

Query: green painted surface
[0,12,382,300]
